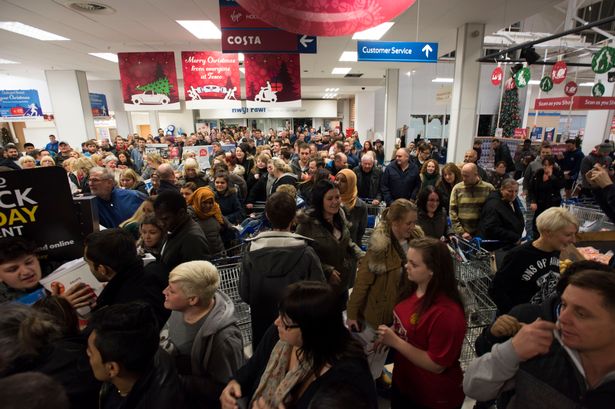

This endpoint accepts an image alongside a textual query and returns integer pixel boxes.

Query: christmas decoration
[514,67,531,88]
[592,46,615,74]
[499,87,521,137]
[244,54,301,106]
[236,0,416,36]
[540,76,554,92]
[491,67,503,86]
[551,61,567,84]
[505,77,516,91]
[564,81,578,97]
[136,77,173,96]
[592,82,606,97]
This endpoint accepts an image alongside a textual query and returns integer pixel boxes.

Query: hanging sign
[118,52,180,111]
[540,76,554,92]
[0,89,43,120]
[357,41,438,63]
[181,51,242,109]
[89,93,109,118]
[564,81,578,97]
[244,54,301,107]
[505,77,516,91]
[514,67,531,88]
[534,96,615,111]
[235,0,416,37]
[592,46,615,74]
[551,61,567,84]
[491,67,503,86]
[592,82,606,97]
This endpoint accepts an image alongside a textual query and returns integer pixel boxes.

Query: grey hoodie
[160,290,245,407]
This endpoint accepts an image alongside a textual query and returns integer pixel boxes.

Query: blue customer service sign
[357,41,438,63]
[0,89,43,120]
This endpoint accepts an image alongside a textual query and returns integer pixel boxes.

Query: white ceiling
[0,0,563,98]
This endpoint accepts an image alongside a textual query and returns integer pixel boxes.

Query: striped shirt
[449,180,494,235]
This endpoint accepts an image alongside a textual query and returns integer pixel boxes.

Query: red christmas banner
[244,54,301,107]
[534,96,615,111]
[118,52,180,111]
[181,51,241,109]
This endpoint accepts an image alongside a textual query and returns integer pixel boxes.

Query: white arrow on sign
[422,44,433,58]
[299,35,314,48]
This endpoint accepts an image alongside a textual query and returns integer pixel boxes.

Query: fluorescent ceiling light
[176,20,221,39]
[432,77,454,83]
[352,22,394,40]
[332,67,351,75]
[325,88,340,92]
[579,82,595,87]
[528,80,540,85]
[339,51,357,62]
[0,21,69,41]
[0,58,19,64]
[238,53,244,62]
[89,53,118,63]
[239,67,245,74]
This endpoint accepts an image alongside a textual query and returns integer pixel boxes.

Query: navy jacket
[94,188,146,228]
[380,161,420,204]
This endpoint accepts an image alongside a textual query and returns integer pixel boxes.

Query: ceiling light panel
[89,53,118,63]
[352,22,394,40]
[339,51,358,61]
[332,67,351,75]
[0,22,69,41]
[176,20,221,39]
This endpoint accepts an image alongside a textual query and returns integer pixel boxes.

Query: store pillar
[383,68,399,160]
[447,23,485,163]
[355,91,376,145]
[45,70,96,148]
[149,111,160,136]
[583,72,614,154]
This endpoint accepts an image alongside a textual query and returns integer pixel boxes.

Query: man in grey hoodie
[160,260,244,409]
[240,191,325,347]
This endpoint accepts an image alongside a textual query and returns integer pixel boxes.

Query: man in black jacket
[491,138,515,174]
[380,148,420,204]
[87,303,185,409]
[353,155,382,205]
[85,229,170,328]
[154,190,210,270]
[477,178,524,251]
[587,163,615,223]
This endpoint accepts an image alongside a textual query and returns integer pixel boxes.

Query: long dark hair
[399,237,464,316]
[416,185,443,215]
[310,179,342,233]
[280,281,364,377]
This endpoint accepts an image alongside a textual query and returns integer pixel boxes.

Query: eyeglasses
[279,314,300,331]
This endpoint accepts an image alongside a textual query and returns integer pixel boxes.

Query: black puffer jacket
[477,191,524,248]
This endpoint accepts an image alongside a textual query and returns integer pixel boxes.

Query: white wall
[159,108,195,135]
[355,91,376,141]
[88,79,130,136]
[374,88,386,135]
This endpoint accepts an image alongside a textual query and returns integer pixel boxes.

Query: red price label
[491,67,503,86]
[551,61,567,84]
[10,107,24,115]
[564,81,578,97]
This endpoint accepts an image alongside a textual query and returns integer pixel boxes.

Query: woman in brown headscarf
[187,187,225,256]
[335,169,368,247]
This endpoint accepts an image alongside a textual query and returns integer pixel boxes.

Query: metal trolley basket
[211,243,253,347]
[449,237,497,370]
[562,202,608,233]
[361,200,386,250]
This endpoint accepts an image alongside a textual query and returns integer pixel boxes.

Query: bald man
[463,149,489,181]
[449,163,494,239]
[380,148,420,204]
[156,163,180,194]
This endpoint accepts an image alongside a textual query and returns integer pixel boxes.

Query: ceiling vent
[66,2,116,14]
[345,73,363,78]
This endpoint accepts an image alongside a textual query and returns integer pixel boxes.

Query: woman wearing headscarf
[335,169,368,247]
[187,187,225,256]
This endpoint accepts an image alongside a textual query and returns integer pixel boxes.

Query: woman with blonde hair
[268,157,297,196]
[72,157,95,194]
[335,168,368,247]
[39,155,55,167]
[120,197,156,240]
[18,155,36,169]
[187,187,225,255]
[120,168,148,195]
[179,157,209,188]
[347,199,424,378]
[142,153,163,180]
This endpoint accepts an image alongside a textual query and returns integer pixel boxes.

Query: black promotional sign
[0,167,83,262]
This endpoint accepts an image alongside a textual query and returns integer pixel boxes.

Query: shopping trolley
[361,200,386,250]
[211,244,252,347]
[449,236,497,370]
[562,201,608,232]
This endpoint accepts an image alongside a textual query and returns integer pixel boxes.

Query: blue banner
[0,89,43,119]
[357,41,438,63]
[89,93,109,117]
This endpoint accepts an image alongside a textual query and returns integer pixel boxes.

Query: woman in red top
[377,237,466,409]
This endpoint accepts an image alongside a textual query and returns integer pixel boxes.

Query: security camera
[361,87,366,90]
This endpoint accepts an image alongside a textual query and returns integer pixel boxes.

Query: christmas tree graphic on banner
[118,52,180,111]
[244,54,301,107]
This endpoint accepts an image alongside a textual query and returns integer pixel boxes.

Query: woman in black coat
[478,178,525,250]
[213,171,244,225]
[528,156,565,239]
